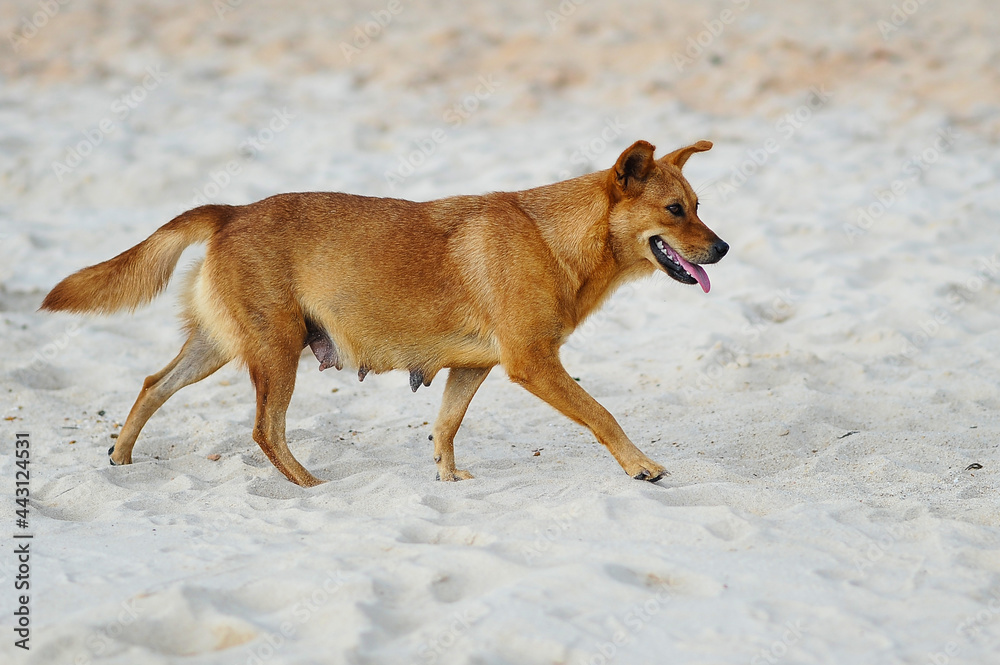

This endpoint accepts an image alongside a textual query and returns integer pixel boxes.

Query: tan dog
[41,140,728,486]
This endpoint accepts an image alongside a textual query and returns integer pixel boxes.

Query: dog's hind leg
[430,367,490,481]
[110,328,229,466]
[248,344,324,487]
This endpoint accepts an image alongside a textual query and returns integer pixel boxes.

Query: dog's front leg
[506,353,666,482]
[430,367,491,481]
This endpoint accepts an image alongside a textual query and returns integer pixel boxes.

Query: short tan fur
[42,140,728,486]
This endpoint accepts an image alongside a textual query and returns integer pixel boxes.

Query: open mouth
[649,236,711,293]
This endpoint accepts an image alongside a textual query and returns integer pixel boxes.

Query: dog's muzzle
[649,236,726,293]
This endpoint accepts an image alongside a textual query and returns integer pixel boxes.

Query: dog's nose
[712,239,729,260]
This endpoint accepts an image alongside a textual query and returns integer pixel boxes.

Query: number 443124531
[15,434,29,528]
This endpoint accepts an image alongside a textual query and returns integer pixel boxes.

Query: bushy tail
[40,205,234,315]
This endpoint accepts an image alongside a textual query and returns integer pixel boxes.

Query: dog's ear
[610,140,656,197]
[660,140,713,169]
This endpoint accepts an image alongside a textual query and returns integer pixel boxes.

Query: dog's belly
[306,306,500,380]
[296,231,501,378]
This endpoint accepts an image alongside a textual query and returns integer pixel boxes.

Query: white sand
[2,1,999,663]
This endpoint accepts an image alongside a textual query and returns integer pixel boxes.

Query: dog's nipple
[409,368,424,392]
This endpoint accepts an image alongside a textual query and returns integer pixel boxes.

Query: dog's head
[607,140,727,292]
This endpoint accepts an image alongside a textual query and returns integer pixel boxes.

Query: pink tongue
[667,246,711,293]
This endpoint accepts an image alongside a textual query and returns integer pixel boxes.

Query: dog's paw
[436,469,474,482]
[108,444,131,466]
[632,469,665,483]
[629,461,668,483]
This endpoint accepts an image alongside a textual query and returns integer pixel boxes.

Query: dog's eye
[666,204,684,217]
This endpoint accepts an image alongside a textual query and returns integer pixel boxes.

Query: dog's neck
[514,171,639,328]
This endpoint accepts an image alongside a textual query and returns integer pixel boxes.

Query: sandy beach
[1,1,999,663]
